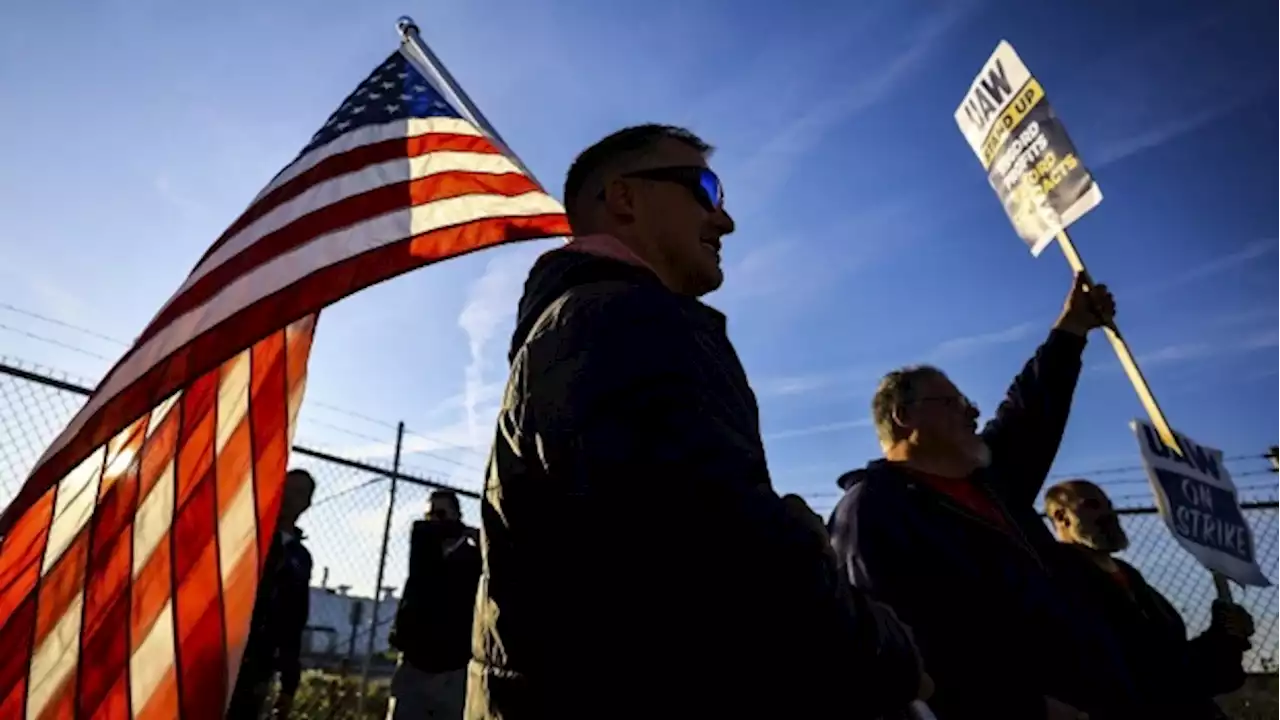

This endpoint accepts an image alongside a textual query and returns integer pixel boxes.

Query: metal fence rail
[1,358,1276,719]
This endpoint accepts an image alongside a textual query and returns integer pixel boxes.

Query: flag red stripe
[138,410,179,503]
[0,595,36,718]
[76,441,141,718]
[33,529,89,649]
[195,131,503,268]
[129,531,171,647]
[140,169,541,346]
[175,377,216,513]
[249,334,288,573]
[0,488,55,622]
[171,373,227,719]
[4,212,568,537]
[0,489,55,718]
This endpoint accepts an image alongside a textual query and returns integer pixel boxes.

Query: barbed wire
[1048,454,1267,480]
[0,302,131,346]
[0,321,112,360]
[2,301,1270,479]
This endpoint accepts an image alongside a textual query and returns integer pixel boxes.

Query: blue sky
[1,2,1276,603]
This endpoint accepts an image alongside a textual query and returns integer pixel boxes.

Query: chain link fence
[0,358,481,719]
[0,358,1276,718]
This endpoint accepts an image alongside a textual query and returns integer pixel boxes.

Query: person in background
[829,275,1142,720]
[229,468,315,719]
[1046,479,1254,719]
[387,489,481,719]
[468,123,928,720]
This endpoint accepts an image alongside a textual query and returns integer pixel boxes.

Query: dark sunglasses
[598,166,724,212]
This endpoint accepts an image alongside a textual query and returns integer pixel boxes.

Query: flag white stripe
[215,351,251,455]
[41,446,105,575]
[26,593,84,718]
[132,460,176,578]
[217,468,257,698]
[285,315,314,445]
[216,472,256,593]
[130,600,175,718]
[253,117,481,205]
[146,392,181,437]
[188,150,522,289]
[39,190,562,471]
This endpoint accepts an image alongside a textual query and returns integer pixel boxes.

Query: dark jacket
[468,241,924,720]
[1052,545,1246,719]
[829,330,1141,719]
[390,518,482,672]
[237,529,312,696]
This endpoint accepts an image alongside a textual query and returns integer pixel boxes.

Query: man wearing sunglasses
[467,124,929,719]
[828,276,1144,719]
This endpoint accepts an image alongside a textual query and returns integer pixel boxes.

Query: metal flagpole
[358,421,406,713]
[1054,230,1235,603]
[396,16,544,188]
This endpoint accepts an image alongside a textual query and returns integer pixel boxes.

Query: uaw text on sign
[1132,420,1270,587]
[955,40,1102,256]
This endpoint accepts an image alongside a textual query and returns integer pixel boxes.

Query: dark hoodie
[389,518,481,672]
[1051,545,1245,719]
[467,238,923,720]
[827,330,1141,719]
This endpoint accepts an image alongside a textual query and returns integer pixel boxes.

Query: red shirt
[1109,566,1132,592]
[912,470,1014,533]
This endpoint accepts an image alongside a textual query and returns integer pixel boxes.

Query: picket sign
[1131,420,1270,587]
[953,41,1235,598]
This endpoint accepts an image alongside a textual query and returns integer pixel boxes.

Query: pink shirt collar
[557,234,654,272]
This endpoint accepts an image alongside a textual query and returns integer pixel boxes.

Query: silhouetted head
[279,468,316,529]
[562,124,735,297]
[427,489,462,524]
[1046,479,1129,553]
[872,366,988,471]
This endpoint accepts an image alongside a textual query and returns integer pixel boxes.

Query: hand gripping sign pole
[953,41,1235,602]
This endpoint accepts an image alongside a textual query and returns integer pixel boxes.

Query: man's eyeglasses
[598,166,724,212]
[916,395,976,413]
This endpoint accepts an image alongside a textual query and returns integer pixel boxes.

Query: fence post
[358,421,405,714]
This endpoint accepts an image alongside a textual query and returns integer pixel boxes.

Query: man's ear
[601,177,636,221]
[890,404,911,432]
[1051,507,1069,526]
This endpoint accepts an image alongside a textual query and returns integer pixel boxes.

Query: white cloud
[756,373,842,398]
[1133,239,1277,297]
[1240,328,1279,350]
[456,248,542,443]
[729,2,976,206]
[765,418,871,442]
[927,322,1038,362]
[1136,343,1216,367]
[753,320,1040,402]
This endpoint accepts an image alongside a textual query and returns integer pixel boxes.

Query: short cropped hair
[562,124,712,230]
[870,365,945,448]
[1044,479,1099,517]
[429,488,460,510]
[286,468,316,490]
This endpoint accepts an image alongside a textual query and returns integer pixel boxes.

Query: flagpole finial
[396,16,419,41]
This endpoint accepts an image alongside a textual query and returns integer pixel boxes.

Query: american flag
[0,47,569,718]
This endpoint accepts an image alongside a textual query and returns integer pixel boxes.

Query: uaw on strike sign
[1132,420,1270,587]
[955,41,1103,256]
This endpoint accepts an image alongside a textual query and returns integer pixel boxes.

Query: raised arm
[982,275,1114,507]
